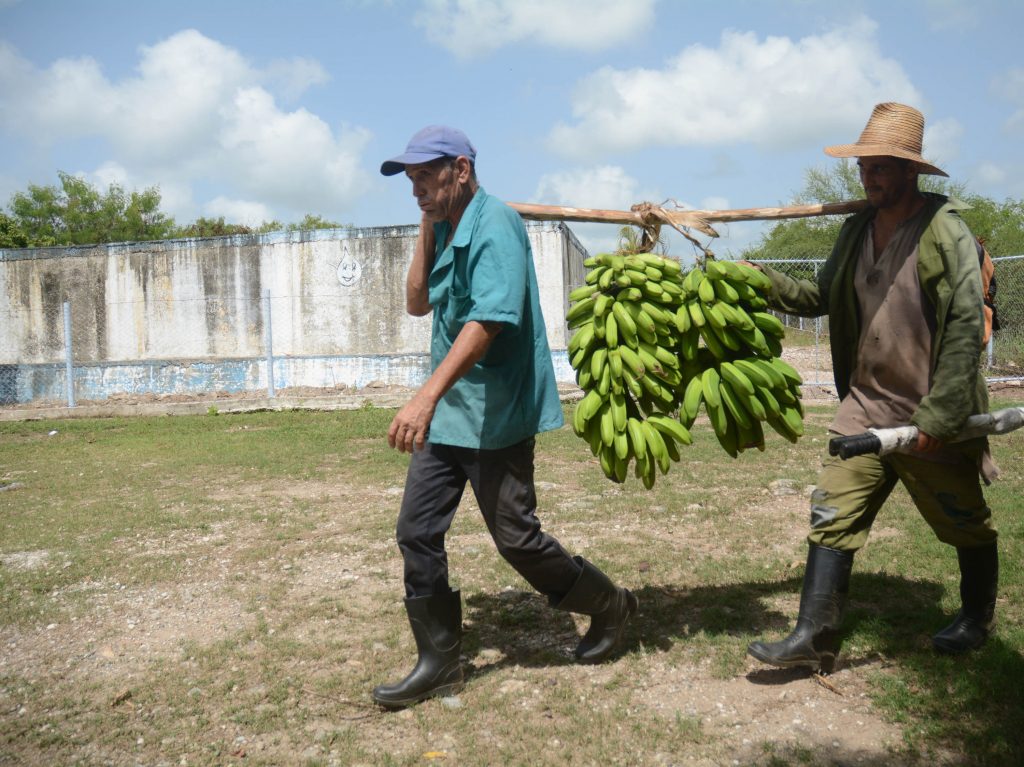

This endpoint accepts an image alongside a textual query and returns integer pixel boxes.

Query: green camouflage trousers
[807,438,996,552]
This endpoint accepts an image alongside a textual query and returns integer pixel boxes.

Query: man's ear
[454,155,473,182]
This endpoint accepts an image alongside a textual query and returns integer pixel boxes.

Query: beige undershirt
[831,210,935,436]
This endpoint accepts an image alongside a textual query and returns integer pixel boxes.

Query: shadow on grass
[464,571,1023,765]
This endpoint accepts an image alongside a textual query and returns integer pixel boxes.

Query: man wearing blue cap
[372,125,637,708]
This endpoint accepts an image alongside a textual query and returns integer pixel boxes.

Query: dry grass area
[2,390,1023,766]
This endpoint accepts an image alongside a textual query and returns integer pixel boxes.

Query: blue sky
[2,0,1022,258]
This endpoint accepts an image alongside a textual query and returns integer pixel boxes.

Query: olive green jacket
[761,193,987,442]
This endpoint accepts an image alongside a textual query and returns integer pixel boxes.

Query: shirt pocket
[443,288,471,337]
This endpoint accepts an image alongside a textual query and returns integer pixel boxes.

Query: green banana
[751,311,785,338]
[568,283,599,302]
[612,301,638,341]
[608,348,623,381]
[770,357,803,387]
[673,305,692,333]
[596,362,611,397]
[568,322,596,357]
[780,403,804,437]
[717,301,754,331]
[626,417,647,461]
[642,421,671,474]
[617,345,646,379]
[679,327,700,361]
[754,385,782,419]
[686,300,706,329]
[647,414,692,446]
[751,357,787,389]
[711,403,739,458]
[701,367,722,408]
[610,391,627,432]
[712,278,740,304]
[624,268,648,285]
[733,357,773,390]
[604,310,619,348]
[737,418,766,452]
[704,259,727,280]
[697,277,717,304]
[613,429,630,461]
[719,378,753,430]
[698,324,727,360]
[584,266,607,286]
[681,375,704,423]
[702,301,727,330]
[719,361,755,396]
[565,295,596,323]
[599,402,615,447]
[590,347,608,382]
[613,453,628,483]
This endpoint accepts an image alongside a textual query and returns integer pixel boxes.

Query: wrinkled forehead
[404,157,454,177]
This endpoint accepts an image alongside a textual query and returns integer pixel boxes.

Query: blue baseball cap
[380,125,477,176]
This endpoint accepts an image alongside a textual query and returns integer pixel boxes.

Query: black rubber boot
[555,557,638,663]
[747,545,854,673]
[372,590,464,708]
[932,542,998,654]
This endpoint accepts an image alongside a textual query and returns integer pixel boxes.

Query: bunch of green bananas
[567,254,805,487]
[566,251,693,489]
[676,260,805,456]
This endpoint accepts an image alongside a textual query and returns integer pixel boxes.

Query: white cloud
[531,165,654,255]
[204,197,274,226]
[992,67,1024,133]
[0,31,372,222]
[973,162,1007,187]
[263,57,331,101]
[415,0,655,58]
[527,165,729,256]
[532,165,649,210]
[548,18,921,160]
[922,117,962,170]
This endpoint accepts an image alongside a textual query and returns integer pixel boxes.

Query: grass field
[1,397,1023,766]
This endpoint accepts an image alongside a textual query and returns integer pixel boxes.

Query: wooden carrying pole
[508,199,869,239]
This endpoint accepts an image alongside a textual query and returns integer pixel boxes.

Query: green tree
[284,213,345,232]
[957,194,1024,256]
[174,217,255,238]
[0,211,30,249]
[179,213,347,238]
[7,172,176,246]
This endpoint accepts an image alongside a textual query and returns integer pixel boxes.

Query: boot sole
[372,680,465,709]
[747,643,826,671]
[932,636,987,655]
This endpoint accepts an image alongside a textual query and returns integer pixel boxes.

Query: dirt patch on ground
[0,470,961,767]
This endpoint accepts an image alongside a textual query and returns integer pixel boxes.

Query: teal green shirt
[425,188,563,449]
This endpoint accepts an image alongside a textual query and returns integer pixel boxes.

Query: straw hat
[824,102,948,177]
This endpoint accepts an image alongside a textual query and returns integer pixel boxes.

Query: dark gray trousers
[396,438,582,599]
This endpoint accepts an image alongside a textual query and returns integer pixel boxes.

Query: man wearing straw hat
[371,125,637,708]
[745,103,998,672]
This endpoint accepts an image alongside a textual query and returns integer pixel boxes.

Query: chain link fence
[764,254,1024,387]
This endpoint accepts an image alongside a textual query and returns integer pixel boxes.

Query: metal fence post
[263,288,276,398]
[63,300,76,408]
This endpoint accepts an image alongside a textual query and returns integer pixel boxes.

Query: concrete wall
[0,222,588,404]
